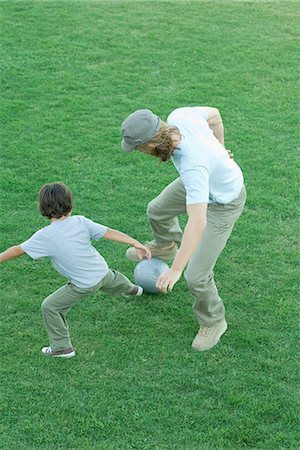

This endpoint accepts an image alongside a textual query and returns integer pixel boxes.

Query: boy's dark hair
[39,182,73,219]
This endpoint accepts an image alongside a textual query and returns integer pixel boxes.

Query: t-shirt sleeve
[191,107,210,121]
[83,217,108,240]
[180,166,209,205]
[20,230,49,260]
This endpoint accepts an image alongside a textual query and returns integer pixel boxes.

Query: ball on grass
[134,258,169,294]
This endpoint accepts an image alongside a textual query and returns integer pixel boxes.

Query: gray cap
[121,109,161,152]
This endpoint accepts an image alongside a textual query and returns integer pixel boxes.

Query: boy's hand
[133,242,151,260]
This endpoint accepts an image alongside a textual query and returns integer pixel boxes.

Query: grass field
[0,1,299,449]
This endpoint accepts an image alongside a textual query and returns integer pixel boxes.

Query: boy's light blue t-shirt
[167,107,244,205]
[20,215,109,288]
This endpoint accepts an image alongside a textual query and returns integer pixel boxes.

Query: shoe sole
[42,348,76,358]
[192,321,228,352]
[51,352,76,358]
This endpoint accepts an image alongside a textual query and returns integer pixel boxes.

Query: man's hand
[156,268,182,293]
[133,242,151,260]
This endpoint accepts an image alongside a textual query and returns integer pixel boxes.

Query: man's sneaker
[126,241,178,262]
[41,346,76,358]
[192,319,228,351]
[123,285,143,298]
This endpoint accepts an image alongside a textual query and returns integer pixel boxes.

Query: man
[121,106,246,351]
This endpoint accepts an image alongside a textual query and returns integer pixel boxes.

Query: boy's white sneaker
[192,319,228,351]
[123,285,143,298]
[41,346,76,358]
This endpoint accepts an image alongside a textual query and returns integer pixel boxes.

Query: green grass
[0,1,299,449]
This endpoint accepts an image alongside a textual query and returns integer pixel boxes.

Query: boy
[0,182,151,359]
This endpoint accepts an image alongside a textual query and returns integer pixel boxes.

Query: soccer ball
[134,258,169,294]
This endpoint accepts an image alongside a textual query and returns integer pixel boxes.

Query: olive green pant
[41,270,135,351]
[147,178,246,326]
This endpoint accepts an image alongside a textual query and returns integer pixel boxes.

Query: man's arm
[156,203,207,292]
[171,203,207,272]
[0,245,25,263]
[205,107,225,146]
[195,106,238,160]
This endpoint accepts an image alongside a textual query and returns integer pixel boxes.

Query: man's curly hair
[137,122,181,162]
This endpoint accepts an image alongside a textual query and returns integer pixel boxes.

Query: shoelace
[199,327,212,337]
[144,240,156,248]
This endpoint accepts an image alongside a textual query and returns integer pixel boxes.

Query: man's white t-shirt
[20,215,109,288]
[167,107,244,205]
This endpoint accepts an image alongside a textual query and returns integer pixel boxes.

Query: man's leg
[147,177,186,245]
[126,178,187,261]
[185,186,246,350]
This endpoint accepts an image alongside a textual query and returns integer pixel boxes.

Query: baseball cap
[121,109,161,152]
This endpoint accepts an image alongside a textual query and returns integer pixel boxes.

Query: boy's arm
[0,245,25,263]
[103,228,151,259]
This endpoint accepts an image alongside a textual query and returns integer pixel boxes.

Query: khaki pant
[41,270,135,351]
[147,178,246,326]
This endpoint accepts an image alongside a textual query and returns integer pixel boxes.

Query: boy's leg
[99,269,137,296]
[41,283,93,351]
[185,186,246,327]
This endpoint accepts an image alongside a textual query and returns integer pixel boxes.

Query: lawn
[0,1,299,449]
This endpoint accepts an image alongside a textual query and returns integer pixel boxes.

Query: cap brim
[121,139,135,152]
